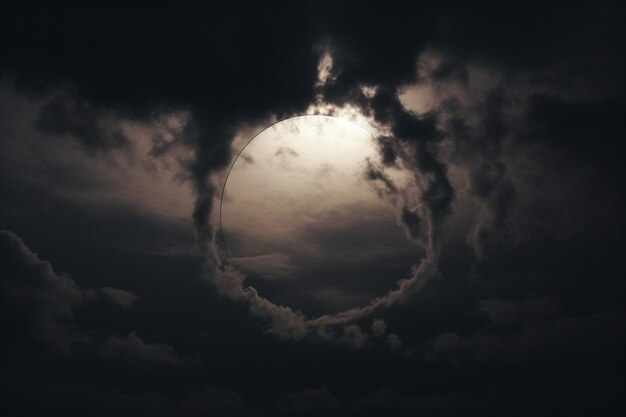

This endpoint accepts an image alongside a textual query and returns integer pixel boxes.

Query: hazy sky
[0,3,624,417]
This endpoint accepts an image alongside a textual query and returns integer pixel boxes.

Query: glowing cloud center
[220,115,417,316]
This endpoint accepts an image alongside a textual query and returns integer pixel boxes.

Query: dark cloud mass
[0,2,625,416]
[35,92,130,151]
[0,230,85,352]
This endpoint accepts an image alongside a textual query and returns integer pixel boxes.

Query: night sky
[1,3,624,416]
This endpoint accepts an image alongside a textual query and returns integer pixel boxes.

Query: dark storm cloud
[1,3,320,247]
[424,297,624,366]
[35,92,129,151]
[320,59,454,256]
[196,2,623,340]
[1,3,625,417]
[316,2,625,258]
[430,59,469,85]
[0,3,593,330]
[400,206,424,242]
[375,137,399,167]
[0,230,183,368]
[427,5,625,254]
[371,319,387,337]
[1,3,622,246]
[364,159,398,194]
[0,230,86,352]
[439,86,516,256]
[100,332,182,368]
[98,287,138,309]
[367,88,454,227]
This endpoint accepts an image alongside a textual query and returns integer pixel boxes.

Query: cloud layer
[0,3,624,416]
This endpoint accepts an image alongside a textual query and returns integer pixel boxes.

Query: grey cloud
[341,324,368,348]
[424,298,624,365]
[100,332,182,367]
[476,298,524,329]
[318,56,454,257]
[0,230,184,367]
[375,136,400,167]
[35,92,129,151]
[430,59,469,85]
[0,229,86,351]
[0,86,196,223]
[460,92,516,257]
[99,287,138,309]
[275,146,299,158]
[188,121,235,246]
[386,333,402,351]
[207,261,309,340]
[205,234,439,343]
[399,53,525,258]
[364,159,398,194]
[478,296,561,329]
[417,45,624,258]
[231,253,296,280]
[241,154,254,165]
[371,319,386,337]
[367,89,454,228]
[273,146,300,169]
[400,206,425,243]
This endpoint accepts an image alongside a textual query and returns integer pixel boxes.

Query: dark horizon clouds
[1,2,625,416]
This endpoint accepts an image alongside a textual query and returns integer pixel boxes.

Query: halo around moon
[220,115,419,316]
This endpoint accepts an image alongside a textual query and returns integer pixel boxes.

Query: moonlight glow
[220,116,418,315]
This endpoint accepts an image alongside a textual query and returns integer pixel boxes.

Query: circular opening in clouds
[220,115,419,316]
